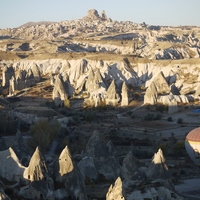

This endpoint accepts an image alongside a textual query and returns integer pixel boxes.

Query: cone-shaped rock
[24,146,48,182]
[0,147,25,182]
[106,80,120,106]
[78,157,98,181]
[58,146,74,177]
[85,131,121,180]
[106,177,125,200]
[60,60,71,73]
[31,63,41,81]
[147,148,170,180]
[52,74,69,107]
[153,71,170,94]
[121,81,129,106]
[121,151,138,180]
[55,146,88,200]
[144,82,158,105]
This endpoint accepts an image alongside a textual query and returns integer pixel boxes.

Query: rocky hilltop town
[0,9,200,200]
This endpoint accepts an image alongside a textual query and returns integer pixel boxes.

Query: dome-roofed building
[185,127,200,166]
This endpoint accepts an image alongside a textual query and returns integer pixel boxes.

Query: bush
[155,104,167,113]
[167,117,173,122]
[28,119,61,153]
[144,113,161,121]
[177,118,183,124]
[64,99,70,108]
[173,141,185,156]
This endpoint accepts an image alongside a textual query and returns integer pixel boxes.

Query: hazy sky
[1,0,200,29]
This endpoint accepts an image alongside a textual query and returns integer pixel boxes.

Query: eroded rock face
[78,157,98,181]
[57,146,74,179]
[0,147,25,182]
[2,65,14,87]
[22,147,54,199]
[0,188,10,200]
[146,149,170,180]
[121,151,138,180]
[31,63,41,81]
[85,130,121,180]
[52,74,69,107]
[144,82,158,105]
[121,81,129,106]
[106,80,120,106]
[55,146,88,200]
[106,177,125,200]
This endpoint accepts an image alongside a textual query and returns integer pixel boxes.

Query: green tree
[28,119,61,153]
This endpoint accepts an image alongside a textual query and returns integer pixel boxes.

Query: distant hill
[18,21,56,28]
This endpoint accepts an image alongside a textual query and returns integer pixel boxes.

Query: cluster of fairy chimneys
[51,60,130,107]
[0,129,181,200]
[1,63,40,96]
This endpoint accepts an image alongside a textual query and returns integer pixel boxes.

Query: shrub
[173,141,185,156]
[155,104,167,113]
[177,118,183,124]
[64,99,70,108]
[28,119,61,153]
[167,117,173,122]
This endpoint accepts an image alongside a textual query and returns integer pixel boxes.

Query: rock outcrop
[146,149,170,180]
[22,147,54,200]
[105,80,120,106]
[106,177,125,200]
[52,74,69,107]
[55,146,88,200]
[78,157,98,181]
[85,130,121,180]
[121,81,129,106]
[0,147,25,182]
[121,151,138,180]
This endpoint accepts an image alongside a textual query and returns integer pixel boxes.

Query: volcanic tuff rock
[55,146,88,200]
[106,177,125,200]
[0,147,25,182]
[0,188,10,200]
[121,151,138,180]
[22,147,54,200]
[78,157,98,181]
[146,148,170,180]
[85,130,121,180]
[121,81,129,106]
[52,74,69,107]
[2,59,200,109]
[105,80,120,106]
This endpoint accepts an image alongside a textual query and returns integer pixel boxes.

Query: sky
[1,0,200,29]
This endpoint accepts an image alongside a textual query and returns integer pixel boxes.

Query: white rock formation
[57,146,74,179]
[0,147,25,182]
[52,74,69,107]
[106,177,125,200]
[105,80,120,106]
[147,149,170,180]
[121,81,129,106]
